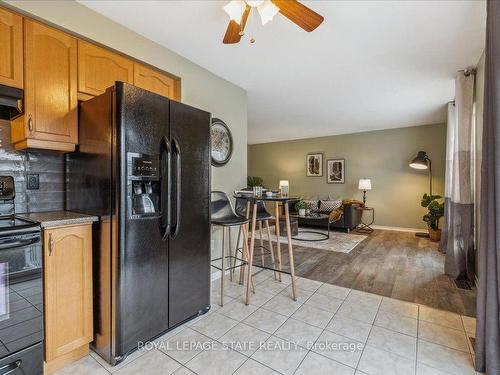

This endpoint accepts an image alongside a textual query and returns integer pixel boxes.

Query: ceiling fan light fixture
[257,0,279,25]
[223,0,246,24]
[245,0,265,7]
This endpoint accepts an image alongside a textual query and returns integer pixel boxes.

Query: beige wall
[248,124,447,229]
[3,0,247,273]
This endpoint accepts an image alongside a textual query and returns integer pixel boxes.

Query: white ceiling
[79,0,486,144]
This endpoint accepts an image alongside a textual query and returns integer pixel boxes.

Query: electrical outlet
[27,174,39,190]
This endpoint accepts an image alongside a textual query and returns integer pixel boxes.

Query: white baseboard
[371,225,425,233]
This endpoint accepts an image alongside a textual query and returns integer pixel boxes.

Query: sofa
[289,199,361,232]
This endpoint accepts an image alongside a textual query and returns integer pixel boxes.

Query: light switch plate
[27,174,39,190]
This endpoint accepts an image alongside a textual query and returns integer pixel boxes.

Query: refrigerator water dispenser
[127,153,161,219]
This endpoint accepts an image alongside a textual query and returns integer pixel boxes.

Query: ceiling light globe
[246,0,265,7]
[257,0,279,25]
[223,0,245,24]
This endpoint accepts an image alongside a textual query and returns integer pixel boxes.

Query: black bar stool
[234,190,278,280]
[210,191,251,306]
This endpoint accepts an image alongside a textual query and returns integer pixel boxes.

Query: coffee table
[290,213,330,241]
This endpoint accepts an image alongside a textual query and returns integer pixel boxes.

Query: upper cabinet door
[78,40,133,96]
[134,63,180,100]
[23,20,78,145]
[0,8,23,88]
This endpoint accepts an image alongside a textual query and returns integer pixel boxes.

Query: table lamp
[358,179,372,206]
[279,180,289,196]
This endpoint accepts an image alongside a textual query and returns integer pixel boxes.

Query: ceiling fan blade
[223,4,251,44]
[271,0,324,32]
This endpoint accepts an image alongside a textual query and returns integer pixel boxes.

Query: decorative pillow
[303,200,319,213]
[319,199,342,213]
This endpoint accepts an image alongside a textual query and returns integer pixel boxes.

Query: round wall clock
[210,118,233,167]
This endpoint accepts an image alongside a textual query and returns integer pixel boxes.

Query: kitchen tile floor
[54,269,481,375]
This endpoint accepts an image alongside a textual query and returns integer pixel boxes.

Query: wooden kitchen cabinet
[43,224,93,374]
[11,19,78,151]
[134,63,180,100]
[0,8,23,88]
[78,40,133,98]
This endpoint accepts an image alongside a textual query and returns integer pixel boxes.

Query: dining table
[233,193,301,305]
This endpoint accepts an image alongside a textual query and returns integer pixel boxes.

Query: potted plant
[421,193,445,241]
[295,200,306,216]
[247,176,263,187]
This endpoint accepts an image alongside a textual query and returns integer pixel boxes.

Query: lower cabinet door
[44,224,93,362]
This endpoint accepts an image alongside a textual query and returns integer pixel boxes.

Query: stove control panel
[0,176,15,201]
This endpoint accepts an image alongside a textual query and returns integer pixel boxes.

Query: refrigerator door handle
[171,138,181,239]
[161,135,172,241]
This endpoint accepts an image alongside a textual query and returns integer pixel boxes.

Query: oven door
[0,230,43,365]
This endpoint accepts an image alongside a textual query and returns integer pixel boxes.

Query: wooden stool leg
[274,202,282,282]
[238,224,248,285]
[240,224,255,292]
[259,221,264,267]
[242,201,255,292]
[265,220,278,280]
[284,203,297,301]
[220,227,226,306]
[245,203,258,305]
[232,226,242,280]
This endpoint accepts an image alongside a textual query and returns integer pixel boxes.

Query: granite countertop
[17,211,99,228]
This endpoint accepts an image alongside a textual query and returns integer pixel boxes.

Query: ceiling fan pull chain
[250,6,256,44]
[239,0,245,36]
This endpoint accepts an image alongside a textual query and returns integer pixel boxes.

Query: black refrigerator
[66,82,211,365]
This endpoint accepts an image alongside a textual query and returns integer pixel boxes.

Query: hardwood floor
[252,229,476,317]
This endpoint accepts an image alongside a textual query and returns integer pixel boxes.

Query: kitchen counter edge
[17,211,99,229]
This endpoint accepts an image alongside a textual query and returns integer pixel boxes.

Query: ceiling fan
[222,0,324,44]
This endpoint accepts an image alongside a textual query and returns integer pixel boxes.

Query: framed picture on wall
[306,153,323,177]
[327,159,345,183]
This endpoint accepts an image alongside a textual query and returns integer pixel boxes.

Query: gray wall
[248,123,446,229]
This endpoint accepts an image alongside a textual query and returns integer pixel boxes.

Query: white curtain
[439,71,476,280]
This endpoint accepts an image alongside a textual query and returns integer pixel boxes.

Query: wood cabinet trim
[0,8,23,88]
[78,40,134,96]
[13,138,76,152]
[133,63,180,100]
[0,4,181,93]
[23,19,78,146]
[2,5,182,153]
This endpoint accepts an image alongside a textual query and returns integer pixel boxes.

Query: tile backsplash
[0,120,65,215]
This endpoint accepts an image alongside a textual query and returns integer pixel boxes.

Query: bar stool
[234,191,279,280]
[210,191,251,306]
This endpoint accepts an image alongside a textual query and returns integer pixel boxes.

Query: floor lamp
[409,151,432,238]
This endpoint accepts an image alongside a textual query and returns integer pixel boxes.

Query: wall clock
[210,118,233,167]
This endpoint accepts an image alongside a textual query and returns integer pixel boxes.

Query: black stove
[0,217,39,232]
[0,176,43,375]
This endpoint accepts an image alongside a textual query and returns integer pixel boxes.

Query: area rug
[267,228,367,254]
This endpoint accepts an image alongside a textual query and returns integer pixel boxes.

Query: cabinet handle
[49,234,54,256]
[28,115,33,132]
